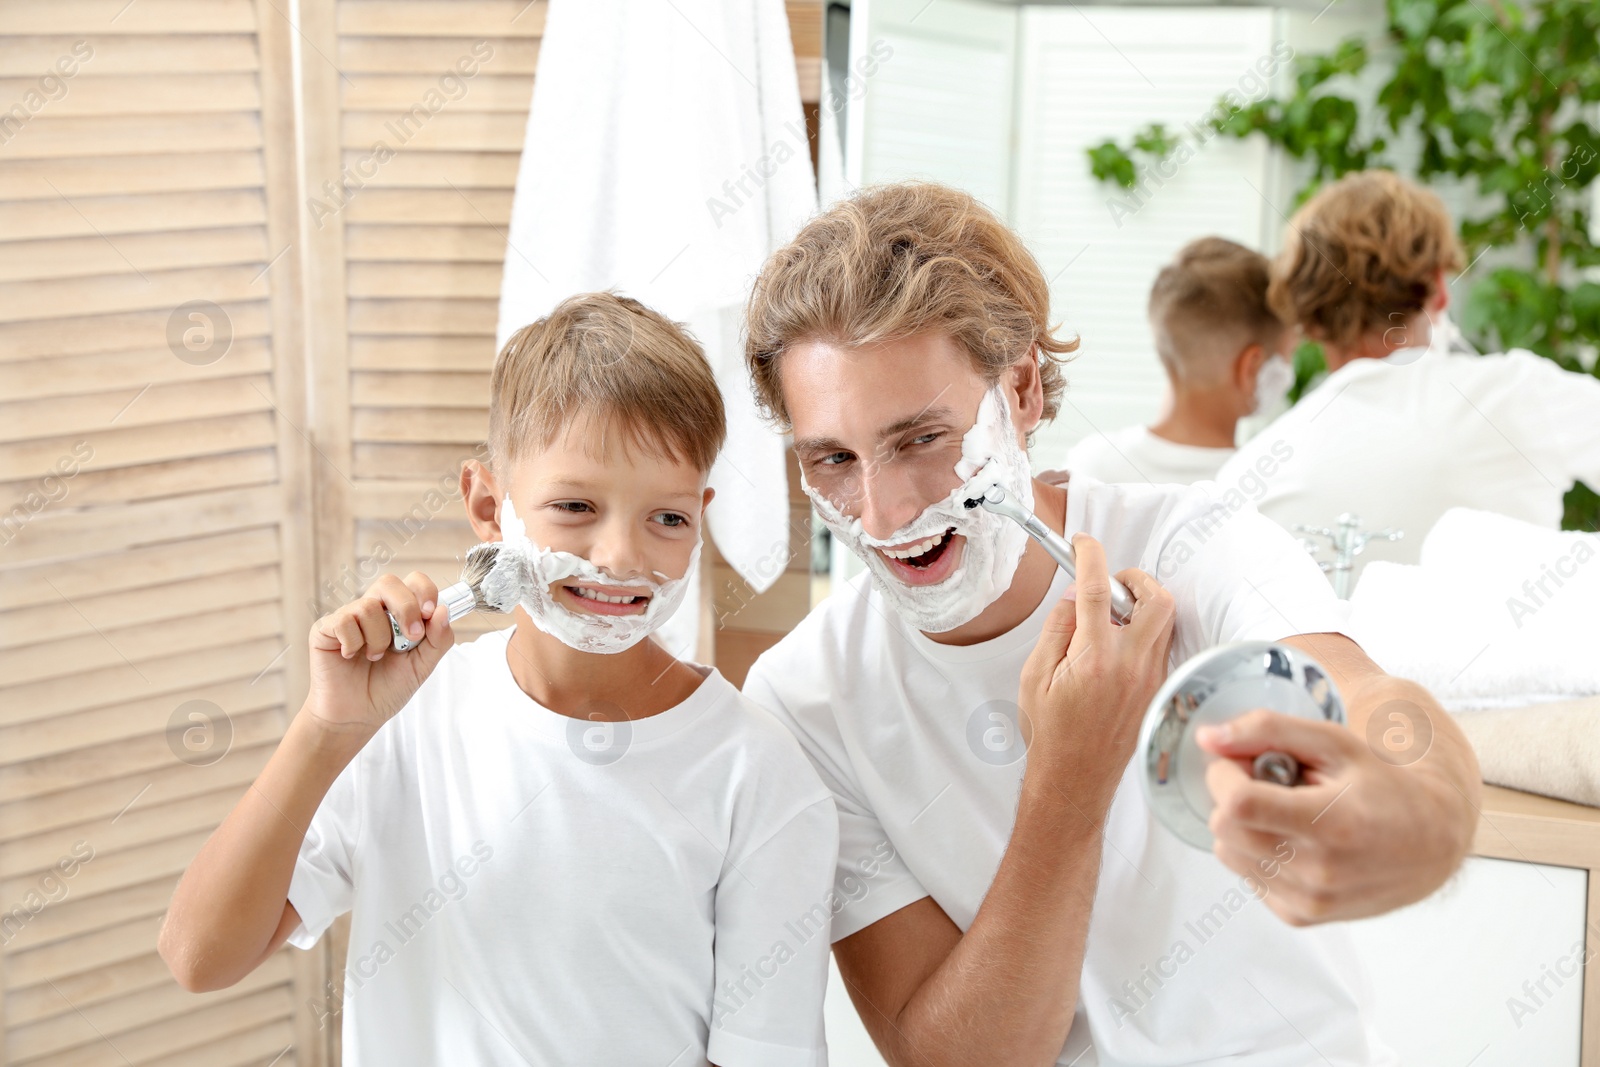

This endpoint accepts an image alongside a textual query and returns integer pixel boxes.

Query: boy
[1065,236,1296,485]
[159,293,838,1067]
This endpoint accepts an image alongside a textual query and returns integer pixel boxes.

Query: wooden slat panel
[352,441,489,481]
[0,564,280,652]
[0,151,265,201]
[344,223,505,263]
[350,370,489,408]
[6,899,181,1015]
[340,73,532,112]
[0,35,260,76]
[341,186,511,225]
[0,527,279,611]
[0,601,282,688]
[0,74,262,116]
[0,114,263,160]
[0,375,276,443]
[0,883,176,966]
[8,954,289,1054]
[0,302,270,362]
[0,338,274,400]
[0,643,287,733]
[346,260,502,298]
[0,227,269,283]
[0,412,278,485]
[351,406,486,445]
[339,35,540,74]
[0,793,243,897]
[0,710,282,808]
[335,147,520,188]
[0,265,270,324]
[0,449,280,509]
[0,479,281,567]
[347,333,497,371]
[337,1,547,37]
[0,2,258,35]
[0,189,266,242]
[342,110,525,151]
[11,986,293,1066]
[0,740,272,843]
[347,296,497,334]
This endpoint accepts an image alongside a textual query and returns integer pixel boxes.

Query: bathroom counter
[1473,785,1600,1064]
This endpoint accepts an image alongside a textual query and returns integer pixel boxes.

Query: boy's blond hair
[1149,237,1287,385]
[1269,170,1464,348]
[489,292,726,474]
[744,182,1077,427]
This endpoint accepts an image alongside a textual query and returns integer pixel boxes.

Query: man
[1222,170,1600,586]
[1066,237,1296,485]
[740,182,1480,1066]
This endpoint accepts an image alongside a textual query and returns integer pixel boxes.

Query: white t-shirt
[287,626,838,1067]
[744,471,1395,1067]
[1221,347,1600,588]
[1065,425,1237,486]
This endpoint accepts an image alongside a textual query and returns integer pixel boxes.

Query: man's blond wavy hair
[744,182,1077,427]
[1270,170,1464,349]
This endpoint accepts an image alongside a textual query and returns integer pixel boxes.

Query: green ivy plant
[1086,0,1600,530]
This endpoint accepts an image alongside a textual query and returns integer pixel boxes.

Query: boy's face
[784,332,1038,588]
[494,418,711,618]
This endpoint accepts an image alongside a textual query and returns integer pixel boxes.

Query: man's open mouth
[878,528,956,570]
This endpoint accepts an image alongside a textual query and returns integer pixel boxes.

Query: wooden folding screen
[0,1,322,1064]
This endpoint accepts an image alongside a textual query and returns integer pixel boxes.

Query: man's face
[784,333,1027,588]
[501,416,709,618]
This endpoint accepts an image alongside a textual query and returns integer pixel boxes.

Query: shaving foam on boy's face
[802,386,1033,633]
[485,495,699,654]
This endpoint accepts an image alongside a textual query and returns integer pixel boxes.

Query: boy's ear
[701,486,716,513]
[460,459,503,542]
[1234,342,1269,394]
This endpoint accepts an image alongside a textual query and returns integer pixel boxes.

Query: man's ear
[1428,268,1451,313]
[1007,347,1046,437]
[460,459,503,542]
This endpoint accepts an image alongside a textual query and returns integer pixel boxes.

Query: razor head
[963,483,1009,510]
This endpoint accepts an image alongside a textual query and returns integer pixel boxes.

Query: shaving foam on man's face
[482,437,705,654]
[801,386,1034,633]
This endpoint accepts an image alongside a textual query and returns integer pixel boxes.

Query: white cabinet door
[1343,855,1587,1067]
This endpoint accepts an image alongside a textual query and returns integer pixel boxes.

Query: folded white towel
[1346,508,1600,710]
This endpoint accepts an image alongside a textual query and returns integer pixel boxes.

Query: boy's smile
[560,581,652,616]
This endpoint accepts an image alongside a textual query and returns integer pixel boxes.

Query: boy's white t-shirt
[287,626,838,1067]
[1065,424,1237,486]
[744,472,1396,1067]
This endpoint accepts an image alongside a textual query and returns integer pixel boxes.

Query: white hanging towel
[496,0,816,657]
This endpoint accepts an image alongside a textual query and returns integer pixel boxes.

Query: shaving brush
[387,541,524,652]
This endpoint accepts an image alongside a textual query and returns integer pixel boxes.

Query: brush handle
[388,580,477,652]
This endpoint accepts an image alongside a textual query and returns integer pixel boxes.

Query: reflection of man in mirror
[1154,692,1194,785]
[740,182,1481,1065]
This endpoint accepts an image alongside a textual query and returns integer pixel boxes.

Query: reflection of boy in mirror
[1065,237,1296,486]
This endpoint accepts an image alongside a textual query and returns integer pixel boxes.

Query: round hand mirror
[1137,641,1345,850]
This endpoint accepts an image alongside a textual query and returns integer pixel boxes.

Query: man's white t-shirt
[1066,425,1237,486]
[1221,347,1600,588]
[744,471,1395,1067]
[287,626,838,1067]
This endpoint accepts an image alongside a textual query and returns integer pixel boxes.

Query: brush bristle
[460,541,514,614]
